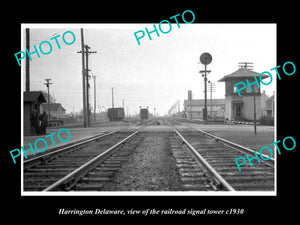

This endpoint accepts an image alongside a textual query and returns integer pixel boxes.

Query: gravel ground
[188,123,275,151]
[101,132,182,191]
[23,122,132,157]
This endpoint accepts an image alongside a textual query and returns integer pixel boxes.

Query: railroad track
[24,118,274,192]
[165,118,274,191]
[23,120,154,191]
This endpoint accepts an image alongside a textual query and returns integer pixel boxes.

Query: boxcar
[108,107,125,121]
[140,108,149,120]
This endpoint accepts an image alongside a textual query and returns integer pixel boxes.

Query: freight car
[140,108,149,120]
[107,107,125,121]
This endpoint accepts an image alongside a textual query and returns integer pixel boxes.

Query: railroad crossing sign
[200,52,212,65]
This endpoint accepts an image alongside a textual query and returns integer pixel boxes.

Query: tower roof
[218,68,268,82]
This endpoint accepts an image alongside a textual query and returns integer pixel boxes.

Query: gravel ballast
[101,132,182,191]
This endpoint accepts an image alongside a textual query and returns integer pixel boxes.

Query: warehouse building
[183,98,225,120]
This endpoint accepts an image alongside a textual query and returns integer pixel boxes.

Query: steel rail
[165,119,236,191]
[24,122,140,169]
[193,128,274,165]
[168,118,274,166]
[42,120,155,192]
[42,130,140,191]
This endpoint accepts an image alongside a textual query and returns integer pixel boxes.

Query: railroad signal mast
[199,52,212,124]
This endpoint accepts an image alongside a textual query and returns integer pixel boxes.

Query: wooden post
[25,28,30,92]
[80,28,87,127]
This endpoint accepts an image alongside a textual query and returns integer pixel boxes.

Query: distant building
[183,99,225,119]
[218,66,268,121]
[40,103,66,119]
[260,90,269,116]
[264,94,275,118]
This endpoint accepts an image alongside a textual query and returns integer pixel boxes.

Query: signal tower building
[218,63,268,121]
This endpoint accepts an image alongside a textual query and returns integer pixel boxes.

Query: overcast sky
[22,24,276,116]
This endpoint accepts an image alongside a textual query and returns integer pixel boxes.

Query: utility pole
[77,32,97,127]
[208,81,216,118]
[93,75,97,122]
[177,100,180,117]
[122,99,125,117]
[77,28,87,127]
[44,78,53,120]
[111,88,114,108]
[254,94,257,135]
[84,44,97,127]
[25,28,30,92]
